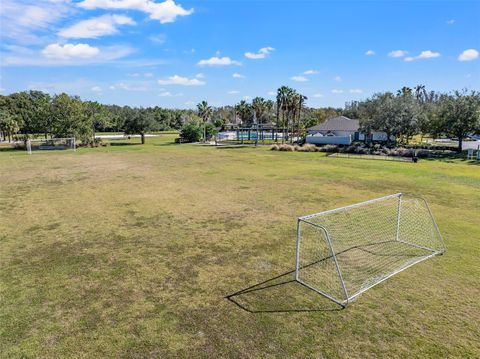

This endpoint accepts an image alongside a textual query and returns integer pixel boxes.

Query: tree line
[344,86,480,151]
[0,91,200,144]
[1,86,479,150]
[0,89,341,145]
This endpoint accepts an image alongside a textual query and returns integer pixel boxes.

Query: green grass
[1,135,479,358]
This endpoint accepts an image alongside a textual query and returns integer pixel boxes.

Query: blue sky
[1,0,479,109]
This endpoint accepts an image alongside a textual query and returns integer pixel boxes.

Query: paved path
[94,134,159,139]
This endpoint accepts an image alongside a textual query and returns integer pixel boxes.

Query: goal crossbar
[295,193,445,307]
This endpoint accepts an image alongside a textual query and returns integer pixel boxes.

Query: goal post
[295,193,445,307]
[26,137,76,155]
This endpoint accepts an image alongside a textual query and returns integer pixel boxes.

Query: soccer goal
[26,137,76,155]
[295,193,445,307]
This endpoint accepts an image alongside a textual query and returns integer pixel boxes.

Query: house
[306,116,389,145]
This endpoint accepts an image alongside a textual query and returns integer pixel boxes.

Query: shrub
[205,123,218,140]
[180,122,202,143]
[278,144,295,151]
[355,146,369,154]
[345,145,356,153]
[298,144,318,152]
[80,137,106,148]
[319,144,339,153]
[415,149,431,158]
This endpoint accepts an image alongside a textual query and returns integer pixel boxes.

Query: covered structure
[219,123,284,142]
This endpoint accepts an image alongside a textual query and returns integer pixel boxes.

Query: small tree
[436,90,480,151]
[83,101,111,142]
[0,110,22,142]
[204,123,219,141]
[50,93,92,143]
[180,122,202,142]
[395,89,420,144]
[124,109,154,144]
[197,101,213,142]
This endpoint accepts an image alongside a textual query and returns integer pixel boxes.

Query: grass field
[1,134,479,358]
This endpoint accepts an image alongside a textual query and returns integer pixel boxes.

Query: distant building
[306,116,389,145]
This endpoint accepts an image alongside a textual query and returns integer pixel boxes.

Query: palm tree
[251,97,274,145]
[235,100,253,144]
[284,88,299,143]
[292,93,307,143]
[197,101,213,142]
[276,86,295,143]
[234,100,252,124]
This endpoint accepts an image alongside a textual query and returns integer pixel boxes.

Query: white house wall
[306,135,352,145]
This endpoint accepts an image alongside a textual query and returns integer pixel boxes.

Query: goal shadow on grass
[225,269,344,313]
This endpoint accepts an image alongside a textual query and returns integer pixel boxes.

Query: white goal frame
[26,137,76,155]
[295,193,445,307]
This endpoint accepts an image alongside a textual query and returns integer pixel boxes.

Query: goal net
[295,193,445,307]
[27,138,76,154]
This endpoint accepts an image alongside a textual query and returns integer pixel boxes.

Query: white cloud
[334,76,342,82]
[159,91,183,97]
[195,73,205,78]
[149,33,167,44]
[3,44,133,66]
[446,19,455,25]
[59,14,135,39]
[244,46,275,59]
[331,89,343,94]
[418,50,440,59]
[349,89,363,94]
[233,73,245,78]
[157,75,205,86]
[243,96,251,101]
[130,72,154,78]
[365,50,375,56]
[267,91,276,96]
[313,93,324,98]
[0,0,73,44]
[109,81,151,91]
[91,86,102,92]
[78,0,194,24]
[303,69,318,75]
[197,56,241,66]
[404,50,441,62]
[228,90,239,94]
[291,75,308,82]
[27,78,103,94]
[458,49,479,62]
[388,50,408,58]
[42,43,100,59]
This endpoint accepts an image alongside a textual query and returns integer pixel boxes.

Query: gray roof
[307,116,360,132]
